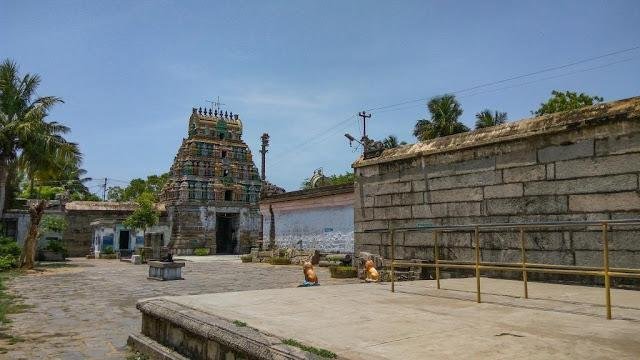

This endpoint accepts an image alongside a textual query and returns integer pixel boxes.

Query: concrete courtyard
[3,257,640,359]
[161,278,640,359]
[0,257,358,359]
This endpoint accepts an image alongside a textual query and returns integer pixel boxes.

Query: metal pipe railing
[381,219,640,320]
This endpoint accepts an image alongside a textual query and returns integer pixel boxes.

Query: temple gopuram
[160,107,262,255]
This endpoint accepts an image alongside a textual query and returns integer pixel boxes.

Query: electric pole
[102,178,108,201]
[260,133,269,181]
[358,111,371,138]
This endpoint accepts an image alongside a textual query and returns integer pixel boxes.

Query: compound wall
[353,97,640,281]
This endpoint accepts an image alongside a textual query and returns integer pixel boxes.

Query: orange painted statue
[365,259,380,282]
[302,261,319,285]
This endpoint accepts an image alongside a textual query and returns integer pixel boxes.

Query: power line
[267,114,356,160]
[266,45,639,168]
[269,118,357,168]
[364,45,640,113]
[370,56,640,116]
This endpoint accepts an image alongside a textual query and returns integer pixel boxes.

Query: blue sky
[2,1,639,192]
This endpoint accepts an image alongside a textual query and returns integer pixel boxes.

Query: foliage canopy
[533,90,603,116]
[382,135,407,149]
[474,109,508,129]
[123,192,160,234]
[0,58,83,215]
[413,94,469,141]
[108,173,169,202]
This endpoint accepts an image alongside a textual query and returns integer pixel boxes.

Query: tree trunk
[268,205,276,250]
[0,158,9,218]
[21,200,46,270]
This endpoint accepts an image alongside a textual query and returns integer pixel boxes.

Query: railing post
[520,227,528,299]
[602,223,611,320]
[475,226,481,303]
[434,231,440,289]
[391,228,395,293]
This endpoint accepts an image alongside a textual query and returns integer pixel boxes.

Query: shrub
[0,237,20,271]
[325,254,345,262]
[44,239,68,257]
[102,246,114,255]
[240,254,252,263]
[40,215,68,233]
[269,256,291,265]
[329,266,357,278]
[0,255,17,271]
[194,248,209,256]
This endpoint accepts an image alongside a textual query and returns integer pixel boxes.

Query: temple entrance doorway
[216,213,239,254]
[118,230,130,250]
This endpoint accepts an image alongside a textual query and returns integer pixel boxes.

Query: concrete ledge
[127,333,190,360]
[135,298,323,360]
[135,279,640,359]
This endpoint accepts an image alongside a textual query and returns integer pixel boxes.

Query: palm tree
[0,59,79,217]
[382,135,408,149]
[413,94,469,141]
[0,59,80,269]
[474,109,508,129]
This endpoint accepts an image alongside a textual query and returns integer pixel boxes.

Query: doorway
[216,213,238,254]
[119,230,130,250]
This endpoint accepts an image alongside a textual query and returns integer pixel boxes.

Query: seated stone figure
[302,261,319,286]
[365,259,379,282]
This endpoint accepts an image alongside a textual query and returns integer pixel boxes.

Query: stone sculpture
[301,261,319,286]
[365,259,379,282]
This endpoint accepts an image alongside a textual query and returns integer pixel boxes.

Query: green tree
[533,90,603,116]
[123,192,160,240]
[0,59,80,269]
[382,135,408,149]
[107,173,169,202]
[474,109,508,129]
[0,59,80,215]
[413,94,469,141]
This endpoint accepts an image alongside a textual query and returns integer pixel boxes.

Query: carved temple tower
[160,107,262,255]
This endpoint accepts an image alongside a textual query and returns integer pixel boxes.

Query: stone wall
[64,201,169,257]
[261,184,354,253]
[353,97,640,282]
[166,204,260,255]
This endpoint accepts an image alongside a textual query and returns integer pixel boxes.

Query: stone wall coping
[261,183,354,204]
[148,261,186,268]
[353,96,640,168]
[65,201,166,213]
[136,298,321,359]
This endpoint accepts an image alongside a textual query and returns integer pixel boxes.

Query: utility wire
[364,45,640,113]
[269,118,357,168]
[370,56,640,116]
[267,114,356,161]
[267,45,639,167]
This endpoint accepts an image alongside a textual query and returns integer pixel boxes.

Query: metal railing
[368,219,640,320]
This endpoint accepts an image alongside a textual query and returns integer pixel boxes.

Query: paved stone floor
[1,258,358,359]
[164,278,640,359]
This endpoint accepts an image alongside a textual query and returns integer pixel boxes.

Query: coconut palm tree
[0,59,81,269]
[382,135,407,149]
[474,109,508,129]
[0,59,80,217]
[413,94,468,141]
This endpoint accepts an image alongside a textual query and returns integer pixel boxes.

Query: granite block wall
[353,97,640,281]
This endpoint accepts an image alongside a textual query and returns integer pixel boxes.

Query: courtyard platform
[133,278,640,359]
